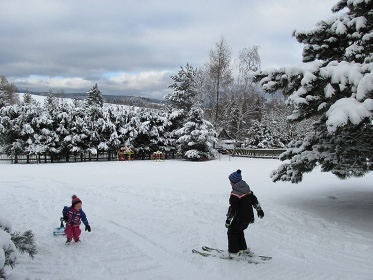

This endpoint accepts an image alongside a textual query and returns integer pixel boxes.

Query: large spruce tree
[166,63,198,114]
[255,0,373,183]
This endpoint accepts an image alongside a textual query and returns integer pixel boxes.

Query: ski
[201,246,224,253]
[192,249,211,257]
[192,248,263,264]
[192,246,271,264]
[202,246,272,261]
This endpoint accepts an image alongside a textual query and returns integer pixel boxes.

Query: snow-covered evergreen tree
[85,84,104,107]
[255,0,373,183]
[22,92,34,105]
[0,216,37,279]
[44,91,59,111]
[96,106,121,152]
[121,107,141,149]
[131,110,169,155]
[0,105,21,155]
[166,64,199,151]
[176,105,217,161]
[84,101,105,155]
[114,106,136,148]
[153,111,173,152]
[244,120,285,149]
[24,104,56,155]
[0,104,45,157]
[166,63,198,114]
[65,103,90,154]
[165,109,185,154]
[54,102,74,159]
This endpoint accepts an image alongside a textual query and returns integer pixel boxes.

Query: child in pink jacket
[62,195,91,245]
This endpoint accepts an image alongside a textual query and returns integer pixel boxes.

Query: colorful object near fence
[151,151,165,162]
[117,147,135,161]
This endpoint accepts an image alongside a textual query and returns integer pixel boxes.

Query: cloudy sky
[1,0,338,99]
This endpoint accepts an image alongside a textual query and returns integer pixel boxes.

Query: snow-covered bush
[0,229,17,279]
[0,217,37,279]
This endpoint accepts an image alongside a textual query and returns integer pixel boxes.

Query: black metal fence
[0,149,285,164]
[0,150,177,164]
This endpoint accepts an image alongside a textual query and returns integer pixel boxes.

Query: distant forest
[16,90,165,109]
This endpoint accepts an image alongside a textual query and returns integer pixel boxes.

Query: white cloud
[0,0,338,98]
[13,76,92,91]
[108,71,170,90]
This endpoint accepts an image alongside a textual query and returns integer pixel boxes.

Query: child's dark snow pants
[227,220,249,253]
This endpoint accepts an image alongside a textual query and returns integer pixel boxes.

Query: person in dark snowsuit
[226,169,264,254]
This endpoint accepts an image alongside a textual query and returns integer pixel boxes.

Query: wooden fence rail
[226,148,286,159]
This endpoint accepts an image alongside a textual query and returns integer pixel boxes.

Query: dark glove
[225,206,236,228]
[257,209,264,219]
[85,225,91,232]
[63,215,68,222]
[225,219,231,228]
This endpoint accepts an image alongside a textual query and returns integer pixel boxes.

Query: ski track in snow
[1,157,373,280]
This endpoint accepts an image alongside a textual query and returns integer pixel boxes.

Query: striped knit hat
[71,195,82,206]
[228,169,242,184]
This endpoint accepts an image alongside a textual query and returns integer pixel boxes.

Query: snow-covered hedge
[0,99,219,161]
[0,101,177,158]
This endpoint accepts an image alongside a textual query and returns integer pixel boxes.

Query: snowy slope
[1,156,372,280]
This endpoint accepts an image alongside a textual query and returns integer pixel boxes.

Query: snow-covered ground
[1,156,372,280]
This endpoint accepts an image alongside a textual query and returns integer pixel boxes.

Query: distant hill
[17,90,165,109]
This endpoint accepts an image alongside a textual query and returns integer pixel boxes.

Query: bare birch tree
[0,75,19,108]
[205,36,233,126]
